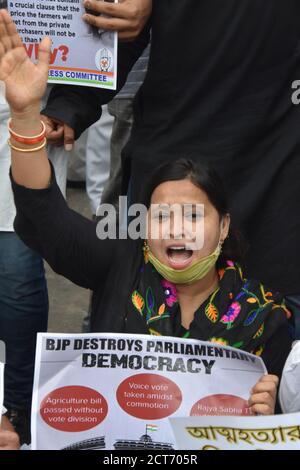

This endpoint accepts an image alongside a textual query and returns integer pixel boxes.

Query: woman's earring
[143,241,150,252]
[143,241,150,263]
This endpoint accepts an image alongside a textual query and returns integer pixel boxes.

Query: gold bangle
[7,138,47,153]
[8,119,46,140]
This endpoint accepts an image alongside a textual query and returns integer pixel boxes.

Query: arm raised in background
[42,0,152,150]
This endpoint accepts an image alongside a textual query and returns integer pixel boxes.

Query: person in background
[0,0,80,445]
[102,44,150,210]
[67,105,113,215]
[279,341,300,414]
[42,0,300,340]
[41,0,152,151]
[68,107,114,333]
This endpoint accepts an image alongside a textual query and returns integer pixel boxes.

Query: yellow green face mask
[143,242,222,285]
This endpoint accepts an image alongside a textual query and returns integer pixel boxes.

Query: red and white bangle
[8,118,46,145]
[7,138,47,153]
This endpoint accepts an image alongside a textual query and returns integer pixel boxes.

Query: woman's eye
[185,213,201,220]
[156,213,169,221]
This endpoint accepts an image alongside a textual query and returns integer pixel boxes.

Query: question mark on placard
[58,45,69,62]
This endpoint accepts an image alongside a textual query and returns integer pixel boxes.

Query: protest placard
[170,413,300,450]
[8,0,117,89]
[32,333,266,450]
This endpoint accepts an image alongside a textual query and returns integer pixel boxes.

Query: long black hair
[141,158,246,266]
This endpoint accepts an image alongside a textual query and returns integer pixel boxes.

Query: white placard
[169,413,300,450]
[8,0,118,89]
[31,333,266,450]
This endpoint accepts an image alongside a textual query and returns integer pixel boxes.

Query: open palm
[0,9,51,112]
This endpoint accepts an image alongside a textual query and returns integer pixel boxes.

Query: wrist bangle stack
[7,138,47,153]
[7,119,47,152]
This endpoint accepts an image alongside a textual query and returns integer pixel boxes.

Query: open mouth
[166,246,194,268]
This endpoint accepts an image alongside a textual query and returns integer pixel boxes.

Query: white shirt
[0,82,69,232]
[279,341,300,413]
[0,82,15,231]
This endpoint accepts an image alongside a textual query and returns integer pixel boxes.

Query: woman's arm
[0,9,51,189]
[0,10,116,290]
[11,168,118,290]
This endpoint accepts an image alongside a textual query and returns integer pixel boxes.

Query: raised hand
[0,9,51,114]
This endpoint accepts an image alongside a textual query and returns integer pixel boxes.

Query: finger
[46,124,64,142]
[82,14,134,32]
[118,31,139,41]
[37,36,51,73]
[3,11,23,49]
[259,374,279,385]
[63,124,75,151]
[41,116,64,136]
[47,128,64,141]
[248,392,274,408]
[251,381,277,398]
[83,0,135,19]
[250,404,272,416]
[41,115,56,133]
[251,374,278,390]
[46,131,64,146]
[0,11,13,52]
[41,116,65,145]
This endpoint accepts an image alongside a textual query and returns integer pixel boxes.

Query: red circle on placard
[40,385,108,432]
[116,373,182,420]
[190,394,253,416]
